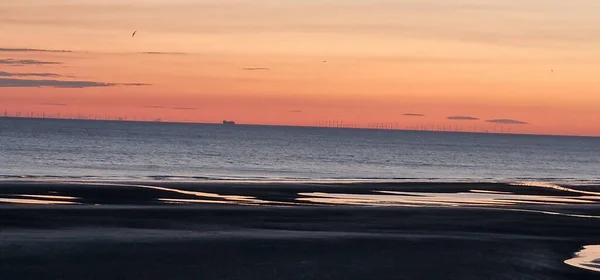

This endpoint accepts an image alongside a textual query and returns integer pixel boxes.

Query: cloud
[143,105,166,109]
[403,113,425,117]
[485,119,528,125]
[447,116,480,121]
[0,71,61,78]
[172,107,196,110]
[0,78,150,88]
[0,59,62,65]
[39,103,67,106]
[121,83,151,86]
[288,110,303,113]
[240,67,270,71]
[139,51,187,55]
[1,48,186,56]
[0,48,73,53]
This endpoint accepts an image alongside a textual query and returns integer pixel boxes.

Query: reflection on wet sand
[512,181,600,196]
[510,209,600,219]
[159,198,256,206]
[469,190,513,195]
[298,189,600,208]
[89,182,271,205]
[159,198,229,204]
[0,197,77,205]
[2,181,600,212]
[20,194,77,200]
[380,190,598,204]
[297,192,500,206]
[564,245,600,272]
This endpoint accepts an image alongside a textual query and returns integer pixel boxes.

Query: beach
[1,181,599,279]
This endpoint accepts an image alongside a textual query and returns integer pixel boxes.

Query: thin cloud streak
[0,71,61,78]
[171,107,196,110]
[485,119,528,125]
[39,103,67,106]
[0,48,73,53]
[0,78,150,88]
[121,83,151,86]
[240,67,270,71]
[1,48,187,56]
[447,116,480,120]
[139,51,187,55]
[0,59,62,65]
[403,113,425,117]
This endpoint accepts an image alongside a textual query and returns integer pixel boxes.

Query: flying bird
[132,30,137,37]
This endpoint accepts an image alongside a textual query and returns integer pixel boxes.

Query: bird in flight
[132,30,137,37]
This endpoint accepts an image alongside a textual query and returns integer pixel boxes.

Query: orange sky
[1,0,600,136]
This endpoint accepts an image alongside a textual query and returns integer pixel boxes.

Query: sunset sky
[1,0,600,136]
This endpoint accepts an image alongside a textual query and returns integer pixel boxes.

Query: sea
[0,117,599,183]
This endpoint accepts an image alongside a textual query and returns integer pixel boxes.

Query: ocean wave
[1,174,599,186]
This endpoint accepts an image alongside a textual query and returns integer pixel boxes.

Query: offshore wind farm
[2,110,520,135]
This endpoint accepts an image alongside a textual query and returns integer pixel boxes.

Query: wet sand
[1,181,600,279]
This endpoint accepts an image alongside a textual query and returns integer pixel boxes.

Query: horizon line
[0,115,597,139]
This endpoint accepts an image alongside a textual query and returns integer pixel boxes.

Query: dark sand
[1,181,600,279]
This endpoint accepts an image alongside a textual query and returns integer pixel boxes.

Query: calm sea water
[0,117,599,183]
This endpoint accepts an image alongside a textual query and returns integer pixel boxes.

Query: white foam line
[564,245,600,273]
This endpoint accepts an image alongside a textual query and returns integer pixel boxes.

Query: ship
[222,120,236,125]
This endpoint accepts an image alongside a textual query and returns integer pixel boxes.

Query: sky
[1,0,600,136]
